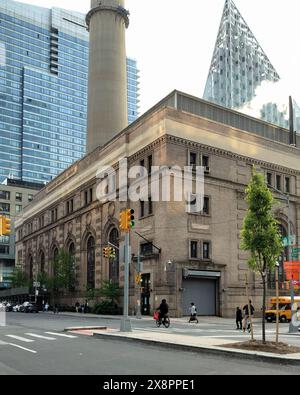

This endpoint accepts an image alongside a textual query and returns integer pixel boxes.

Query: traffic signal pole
[120,231,132,332]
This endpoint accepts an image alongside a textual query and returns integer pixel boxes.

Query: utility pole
[135,254,142,320]
[120,231,132,332]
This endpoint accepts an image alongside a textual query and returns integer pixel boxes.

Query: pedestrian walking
[53,303,59,314]
[189,303,199,324]
[236,307,243,330]
[243,300,255,333]
[75,301,80,313]
[44,302,49,312]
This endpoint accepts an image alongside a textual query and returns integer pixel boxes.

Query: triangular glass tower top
[203,0,280,110]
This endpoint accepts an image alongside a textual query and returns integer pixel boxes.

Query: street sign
[292,248,300,254]
[282,235,296,247]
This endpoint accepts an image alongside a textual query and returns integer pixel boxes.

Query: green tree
[5,267,29,288]
[99,280,121,306]
[48,249,76,302]
[241,169,283,343]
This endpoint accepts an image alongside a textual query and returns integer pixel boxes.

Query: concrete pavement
[57,313,300,365]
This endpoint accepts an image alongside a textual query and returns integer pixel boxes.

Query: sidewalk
[89,328,300,365]
[44,311,243,325]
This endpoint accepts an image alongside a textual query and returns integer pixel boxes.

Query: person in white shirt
[189,303,199,324]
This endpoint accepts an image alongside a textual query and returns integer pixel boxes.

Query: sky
[14,0,300,115]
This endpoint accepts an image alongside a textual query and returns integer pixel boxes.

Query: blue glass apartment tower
[0,0,140,184]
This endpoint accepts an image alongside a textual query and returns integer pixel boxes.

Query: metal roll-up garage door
[182,271,220,316]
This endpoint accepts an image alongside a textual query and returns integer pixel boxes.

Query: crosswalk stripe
[45,332,77,338]
[5,335,34,343]
[25,333,56,340]
[8,343,37,354]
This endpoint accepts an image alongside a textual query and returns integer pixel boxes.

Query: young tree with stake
[241,169,283,344]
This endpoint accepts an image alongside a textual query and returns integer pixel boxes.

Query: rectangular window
[148,155,153,175]
[51,208,58,223]
[16,192,22,202]
[140,242,153,256]
[189,152,197,167]
[148,197,153,215]
[0,245,9,255]
[203,242,211,260]
[203,197,210,215]
[202,155,209,168]
[0,191,10,200]
[28,194,34,202]
[0,236,9,245]
[276,175,282,191]
[140,200,145,218]
[285,177,290,194]
[89,188,93,203]
[0,203,10,213]
[190,241,198,259]
[267,173,272,187]
[16,205,22,214]
[39,216,44,229]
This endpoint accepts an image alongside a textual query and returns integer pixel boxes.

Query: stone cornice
[166,135,300,176]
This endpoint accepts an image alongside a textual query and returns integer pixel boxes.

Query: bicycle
[156,313,170,328]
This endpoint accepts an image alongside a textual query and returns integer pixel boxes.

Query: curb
[92,332,300,366]
[64,326,107,332]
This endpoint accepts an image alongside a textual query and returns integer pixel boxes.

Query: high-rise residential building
[127,57,140,125]
[0,178,43,288]
[0,0,139,184]
[203,0,300,131]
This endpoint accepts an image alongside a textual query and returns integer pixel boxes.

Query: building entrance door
[141,274,151,315]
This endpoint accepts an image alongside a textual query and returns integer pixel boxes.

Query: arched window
[69,242,75,257]
[51,247,59,277]
[69,242,76,290]
[109,228,119,284]
[87,236,95,289]
[40,251,45,274]
[28,255,33,281]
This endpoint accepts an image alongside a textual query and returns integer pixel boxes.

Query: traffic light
[0,216,10,236]
[119,211,127,231]
[126,208,135,229]
[109,247,116,259]
[119,209,135,231]
[102,247,110,259]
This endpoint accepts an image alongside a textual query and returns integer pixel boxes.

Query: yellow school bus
[265,296,300,323]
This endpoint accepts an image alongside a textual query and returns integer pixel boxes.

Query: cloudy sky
[15,0,300,115]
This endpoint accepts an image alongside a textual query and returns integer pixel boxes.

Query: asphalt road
[0,313,299,375]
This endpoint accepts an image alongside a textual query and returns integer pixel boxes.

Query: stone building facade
[15,92,300,317]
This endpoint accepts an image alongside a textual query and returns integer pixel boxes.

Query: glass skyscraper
[0,0,140,184]
[203,0,300,132]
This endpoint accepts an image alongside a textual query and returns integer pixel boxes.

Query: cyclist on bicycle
[157,299,169,324]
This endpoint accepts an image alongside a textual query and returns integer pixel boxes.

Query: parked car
[5,303,13,312]
[13,304,22,312]
[19,302,30,313]
[24,303,39,314]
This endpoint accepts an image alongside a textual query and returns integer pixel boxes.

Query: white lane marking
[45,332,77,338]
[25,333,56,340]
[7,343,37,354]
[5,335,34,343]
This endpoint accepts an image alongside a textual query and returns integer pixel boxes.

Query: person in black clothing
[243,300,255,332]
[236,307,243,330]
[157,299,169,323]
